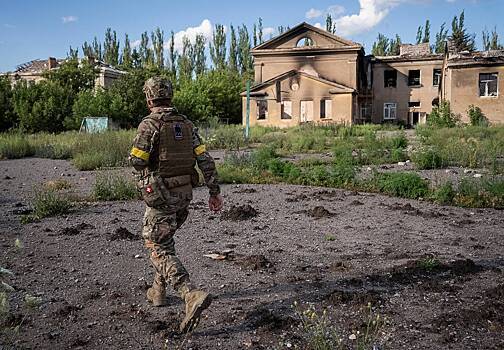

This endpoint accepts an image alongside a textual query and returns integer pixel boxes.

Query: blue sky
[1,0,503,72]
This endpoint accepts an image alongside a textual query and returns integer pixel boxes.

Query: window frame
[408,69,421,87]
[383,103,397,120]
[479,72,498,97]
[384,69,397,88]
[433,69,442,86]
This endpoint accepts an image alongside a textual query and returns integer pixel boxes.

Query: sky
[1,0,503,72]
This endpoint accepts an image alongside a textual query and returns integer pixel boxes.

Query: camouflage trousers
[142,185,194,299]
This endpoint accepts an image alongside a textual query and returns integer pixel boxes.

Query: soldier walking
[129,77,223,333]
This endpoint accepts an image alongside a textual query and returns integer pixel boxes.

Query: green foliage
[417,256,440,271]
[432,182,456,205]
[26,189,72,221]
[450,10,476,52]
[369,172,429,199]
[68,88,125,129]
[467,105,489,127]
[433,22,448,53]
[427,101,460,128]
[0,133,34,159]
[93,173,137,201]
[412,148,444,169]
[0,76,16,131]
[454,178,504,208]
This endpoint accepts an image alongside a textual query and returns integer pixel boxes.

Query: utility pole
[245,80,250,140]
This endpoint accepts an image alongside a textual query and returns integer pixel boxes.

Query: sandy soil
[1,158,503,350]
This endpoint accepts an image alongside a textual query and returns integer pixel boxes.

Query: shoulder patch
[173,123,184,140]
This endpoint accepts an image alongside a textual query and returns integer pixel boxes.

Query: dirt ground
[1,158,504,350]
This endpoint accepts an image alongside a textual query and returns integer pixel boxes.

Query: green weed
[432,182,456,205]
[367,172,429,199]
[92,172,138,201]
[22,189,72,222]
[417,256,441,271]
[412,149,444,169]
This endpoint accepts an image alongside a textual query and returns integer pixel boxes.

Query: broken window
[408,70,421,86]
[384,103,397,120]
[433,69,442,86]
[384,70,397,88]
[296,37,315,47]
[408,101,421,108]
[257,100,268,120]
[320,99,331,119]
[479,73,498,97]
[281,100,292,119]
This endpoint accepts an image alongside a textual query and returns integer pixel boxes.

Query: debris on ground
[221,205,258,221]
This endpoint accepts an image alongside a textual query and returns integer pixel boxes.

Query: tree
[151,27,164,69]
[416,25,423,45]
[178,36,194,82]
[238,25,253,77]
[372,33,389,56]
[44,59,96,95]
[482,27,503,51]
[423,20,431,44]
[433,23,448,53]
[103,28,120,66]
[449,10,476,52]
[69,88,126,129]
[131,48,142,69]
[139,32,154,67]
[228,25,238,71]
[0,76,15,131]
[194,34,207,76]
[121,34,133,69]
[258,18,264,44]
[168,31,177,78]
[388,35,402,56]
[427,101,460,128]
[253,23,257,47]
[277,26,289,35]
[92,36,102,60]
[82,41,93,58]
[326,14,335,34]
[210,24,227,70]
[67,46,78,60]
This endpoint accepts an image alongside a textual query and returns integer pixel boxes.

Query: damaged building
[4,57,125,89]
[242,22,504,127]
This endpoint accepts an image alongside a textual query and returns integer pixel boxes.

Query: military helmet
[143,76,173,101]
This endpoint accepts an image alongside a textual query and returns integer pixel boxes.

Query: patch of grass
[417,256,441,271]
[92,173,138,201]
[24,295,42,310]
[412,149,445,169]
[367,172,429,199]
[43,179,72,191]
[432,182,456,205]
[454,177,504,209]
[325,234,336,242]
[0,133,34,159]
[22,189,72,222]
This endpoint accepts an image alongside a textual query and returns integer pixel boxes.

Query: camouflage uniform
[130,104,220,300]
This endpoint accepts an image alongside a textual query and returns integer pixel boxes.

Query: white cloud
[62,15,78,24]
[306,8,324,19]
[263,27,276,37]
[327,5,346,16]
[165,19,214,53]
[314,23,323,29]
[333,0,409,37]
[131,39,141,48]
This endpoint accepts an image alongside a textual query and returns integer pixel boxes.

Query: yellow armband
[194,145,206,156]
[130,147,150,161]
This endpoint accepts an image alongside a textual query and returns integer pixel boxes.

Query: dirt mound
[245,307,294,331]
[235,254,273,270]
[109,227,139,241]
[384,202,445,219]
[221,205,258,221]
[305,206,335,219]
[326,288,382,306]
[59,222,94,236]
[349,200,364,206]
[286,193,308,202]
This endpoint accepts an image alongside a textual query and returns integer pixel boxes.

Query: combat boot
[179,290,212,333]
[146,275,167,307]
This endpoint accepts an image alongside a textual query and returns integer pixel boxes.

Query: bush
[412,149,444,169]
[0,76,16,131]
[454,178,504,208]
[432,182,456,204]
[467,105,489,126]
[370,172,429,199]
[93,173,138,201]
[29,189,72,220]
[427,101,460,128]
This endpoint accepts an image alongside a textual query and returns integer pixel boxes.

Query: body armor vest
[155,113,195,180]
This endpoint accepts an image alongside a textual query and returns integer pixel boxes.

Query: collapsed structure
[4,57,125,89]
[242,22,504,127]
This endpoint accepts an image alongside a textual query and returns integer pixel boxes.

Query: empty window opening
[384,70,397,88]
[479,73,498,97]
[408,70,421,86]
[384,103,397,120]
[281,101,292,119]
[408,101,421,108]
[296,37,315,47]
[320,99,332,119]
[257,100,268,120]
[433,69,442,86]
